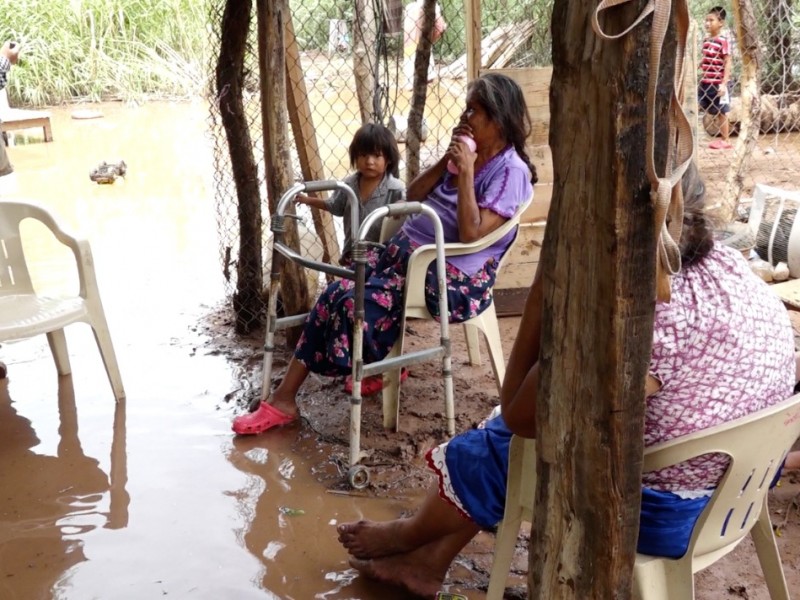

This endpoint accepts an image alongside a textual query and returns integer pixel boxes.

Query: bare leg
[720,114,730,143]
[338,484,480,559]
[349,527,479,599]
[266,356,310,418]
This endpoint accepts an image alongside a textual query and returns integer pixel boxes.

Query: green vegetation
[0,0,208,106]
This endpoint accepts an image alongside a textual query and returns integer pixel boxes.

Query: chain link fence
[207,0,799,333]
[207,0,549,333]
[691,0,800,218]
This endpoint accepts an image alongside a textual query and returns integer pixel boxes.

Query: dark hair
[349,123,401,178]
[467,72,538,184]
[678,162,714,266]
[708,5,727,20]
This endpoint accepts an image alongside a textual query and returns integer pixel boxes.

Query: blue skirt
[435,415,710,559]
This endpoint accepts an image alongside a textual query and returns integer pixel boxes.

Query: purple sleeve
[477,165,531,218]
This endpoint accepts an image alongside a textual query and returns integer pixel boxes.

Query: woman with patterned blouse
[335,164,796,598]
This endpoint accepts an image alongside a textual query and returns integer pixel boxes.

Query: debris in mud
[727,585,750,598]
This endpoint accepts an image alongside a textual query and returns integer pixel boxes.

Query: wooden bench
[0,89,53,143]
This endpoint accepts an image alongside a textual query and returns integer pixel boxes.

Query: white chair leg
[90,318,126,401]
[466,306,506,395]
[464,321,482,366]
[751,499,791,600]
[632,556,693,600]
[381,323,407,431]
[381,362,402,431]
[46,328,71,376]
[487,510,522,600]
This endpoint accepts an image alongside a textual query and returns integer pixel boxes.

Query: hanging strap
[592,0,695,301]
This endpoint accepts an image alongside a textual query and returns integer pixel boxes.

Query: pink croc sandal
[232,402,297,435]
[344,368,409,396]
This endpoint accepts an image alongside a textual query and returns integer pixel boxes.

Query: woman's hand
[1,42,20,65]
[447,135,477,176]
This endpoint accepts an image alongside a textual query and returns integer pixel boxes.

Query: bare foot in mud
[338,519,414,559]
[349,550,445,599]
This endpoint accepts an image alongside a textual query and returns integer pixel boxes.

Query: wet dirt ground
[0,100,798,599]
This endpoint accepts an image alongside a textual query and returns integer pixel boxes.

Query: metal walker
[255,179,454,488]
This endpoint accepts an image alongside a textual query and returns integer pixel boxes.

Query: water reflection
[226,432,417,600]
[0,375,128,598]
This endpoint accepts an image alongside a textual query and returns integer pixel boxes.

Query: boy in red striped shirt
[698,6,733,150]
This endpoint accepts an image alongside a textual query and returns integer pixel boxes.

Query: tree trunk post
[721,0,762,221]
[531,0,678,596]
[353,0,378,123]
[215,0,263,334]
[258,0,311,345]
[406,0,437,181]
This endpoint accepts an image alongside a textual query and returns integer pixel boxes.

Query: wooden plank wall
[481,67,552,313]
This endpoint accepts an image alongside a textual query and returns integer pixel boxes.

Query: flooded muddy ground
[0,100,798,599]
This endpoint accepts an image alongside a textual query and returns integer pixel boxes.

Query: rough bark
[406,0,437,181]
[721,0,762,222]
[530,0,675,596]
[258,0,311,345]
[353,0,378,123]
[215,0,263,334]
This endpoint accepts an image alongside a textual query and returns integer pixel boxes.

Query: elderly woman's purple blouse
[401,145,533,275]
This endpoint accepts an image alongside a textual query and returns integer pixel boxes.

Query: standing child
[699,6,733,150]
[296,122,405,266]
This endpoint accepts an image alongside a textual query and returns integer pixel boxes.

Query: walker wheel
[348,465,370,489]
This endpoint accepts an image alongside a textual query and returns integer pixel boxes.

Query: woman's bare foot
[337,519,415,559]
[349,550,446,599]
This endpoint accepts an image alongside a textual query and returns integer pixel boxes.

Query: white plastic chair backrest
[0,201,41,295]
[403,193,534,313]
[642,393,800,559]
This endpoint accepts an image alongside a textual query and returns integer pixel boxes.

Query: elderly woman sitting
[335,164,796,598]
[233,72,538,435]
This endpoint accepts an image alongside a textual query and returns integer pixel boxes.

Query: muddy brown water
[0,102,470,600]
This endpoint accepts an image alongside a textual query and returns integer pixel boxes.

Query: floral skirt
[294,232,498,377]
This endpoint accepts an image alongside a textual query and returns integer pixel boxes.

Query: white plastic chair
[0,200,125,400]
[380,194,533,432]
[486,433,537,599]
[487,394,800,600]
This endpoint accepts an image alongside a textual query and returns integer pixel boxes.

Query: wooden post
[284,15,341,267]
[258,0,311,339]
[464,0,481,82]
[406,0,438,181]
[215,0,263,334]
[722,0,761,221]
[530,0,674,596]
[353,0,377,123]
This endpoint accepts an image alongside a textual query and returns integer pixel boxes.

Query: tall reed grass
[0,0,208,106]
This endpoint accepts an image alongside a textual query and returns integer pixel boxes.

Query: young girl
[296,123,405,265]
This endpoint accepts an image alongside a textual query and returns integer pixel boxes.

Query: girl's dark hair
[679,162,714,266]
[709,5,726,20]
[349,123,401,178]
[467,72,538,184]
